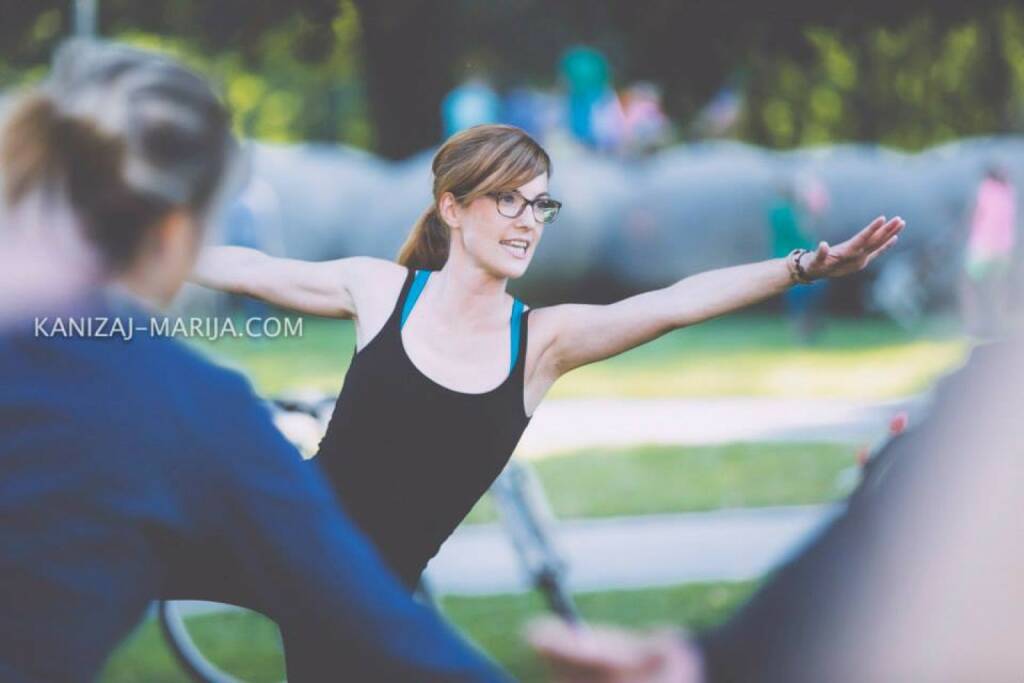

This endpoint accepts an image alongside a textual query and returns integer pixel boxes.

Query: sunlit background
[3,2,1021,681]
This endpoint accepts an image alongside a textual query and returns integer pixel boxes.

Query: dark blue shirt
[0,290,506,682]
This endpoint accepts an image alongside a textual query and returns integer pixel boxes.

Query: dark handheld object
[489,459,582,625]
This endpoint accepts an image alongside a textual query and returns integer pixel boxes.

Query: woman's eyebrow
[518,190,551,200]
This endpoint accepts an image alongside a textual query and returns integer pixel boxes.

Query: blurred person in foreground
[961,164,1018,338]
[528,338,1023,682]
[0,40,507,682]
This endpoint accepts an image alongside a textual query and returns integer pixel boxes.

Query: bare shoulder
[339,257,403,305]
[342,258,407,349]
[338,256,405,289]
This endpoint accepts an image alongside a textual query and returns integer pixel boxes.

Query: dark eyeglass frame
[486,190,563,224]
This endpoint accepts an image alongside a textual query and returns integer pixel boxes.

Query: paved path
[170,504,840,617]
[276,394,931,459]
[516,395,929,458]
[426,504,840,595]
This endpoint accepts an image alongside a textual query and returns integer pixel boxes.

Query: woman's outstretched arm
[190,246,387,319]
[541,215,904,376]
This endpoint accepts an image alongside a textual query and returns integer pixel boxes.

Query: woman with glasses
[193,124,904,592]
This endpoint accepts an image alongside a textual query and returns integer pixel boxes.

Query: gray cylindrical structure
[73,0,98,38]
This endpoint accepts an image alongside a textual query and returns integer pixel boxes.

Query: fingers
[809,240,829,269]
[864,234,899,266]
[864,214,887,237]
[526,618,606,664]
[526,617,650,675]
[851,215,887,249]
[525,617,577,654]
[864,217,904,251]
[528,618,703,683]
[836,216,883,255]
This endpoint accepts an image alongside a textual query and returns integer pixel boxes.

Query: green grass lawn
[100,610,284,683]
[464,441,859,524]
[101,581,756,683]
[190,313,968,400]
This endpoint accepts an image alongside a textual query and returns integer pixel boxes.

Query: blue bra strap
[509,298,524,371]
[400,270,430,329]
[404,271,523,371]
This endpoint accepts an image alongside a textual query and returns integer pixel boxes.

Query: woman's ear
[438,191,460,230]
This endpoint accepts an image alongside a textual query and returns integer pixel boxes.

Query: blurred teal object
[560,45,611,147]
[768,199,816,258]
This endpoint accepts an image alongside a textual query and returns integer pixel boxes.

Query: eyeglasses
[487,190,562,224]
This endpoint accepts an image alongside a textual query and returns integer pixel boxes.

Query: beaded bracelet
[786,248,815,285]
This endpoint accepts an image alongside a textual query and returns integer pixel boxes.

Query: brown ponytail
[397,204,450,271]
[396,124,551,272]
[0,39,235,273]
[1,93,62,208]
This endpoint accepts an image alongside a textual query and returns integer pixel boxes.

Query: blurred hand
[526,617,702,683]
[801,215,905,280]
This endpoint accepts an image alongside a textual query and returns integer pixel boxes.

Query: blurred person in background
[560,45,614,149]
[591,87,627,154]
[442,70,501,138]
[768,177,829,343]
[0,39,508,683]
[529,335,1024,682]
[620,82,672,157]
[502,84,547,140]
[961,164,1017,338]
[691,73,744,140]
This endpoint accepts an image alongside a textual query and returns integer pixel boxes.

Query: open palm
[803,215,905,280]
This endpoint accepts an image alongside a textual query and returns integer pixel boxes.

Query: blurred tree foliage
[0,0,371,146]
[1,0,1023,156]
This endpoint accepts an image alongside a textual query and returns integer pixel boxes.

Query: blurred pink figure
[962,165,1017,336]
[798,173,830,219]
[621,82,671,155]
[967,170,1016,263]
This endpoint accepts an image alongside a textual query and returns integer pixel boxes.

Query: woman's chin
[503,259,531,279]
[478,253,531,280]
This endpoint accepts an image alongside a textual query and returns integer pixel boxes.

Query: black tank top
[313,267,533,588]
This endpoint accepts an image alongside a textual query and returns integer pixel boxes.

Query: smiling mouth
[500,239,530,258]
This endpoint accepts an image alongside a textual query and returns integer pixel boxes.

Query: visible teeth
[501,241,528,257]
